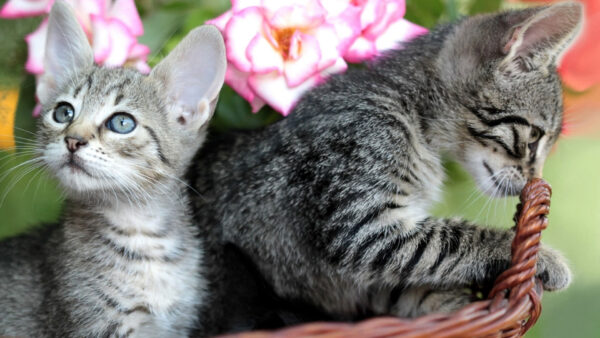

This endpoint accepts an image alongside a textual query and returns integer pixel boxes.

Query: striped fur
[191,3,581,329]
[1,68,205,338]
[0,3,226,337]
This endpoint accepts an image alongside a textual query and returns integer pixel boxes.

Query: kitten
[190,2,581,326]
[0,2,226,337]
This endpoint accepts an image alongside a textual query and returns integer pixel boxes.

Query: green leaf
[183,7,221,33]
[405,0,446,28]
[0,16,41,87]
[468,0,503,15]
[138,9,187,65]
[13,75,37,148]
[0,75,62,239]
[445,0,460,22]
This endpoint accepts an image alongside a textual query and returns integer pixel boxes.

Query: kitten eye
[530,127,541,141]
[106,113,136,134]
[528,127,543,156]
[53,102,75,123]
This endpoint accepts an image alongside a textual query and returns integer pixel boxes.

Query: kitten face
[34,2,226,201]
[459,70,563,196]
[38,68,176,195]
[438,4,581,196]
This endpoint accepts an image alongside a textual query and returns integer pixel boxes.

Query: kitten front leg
[326,216,570,297]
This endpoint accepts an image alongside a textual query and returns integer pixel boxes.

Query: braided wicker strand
[224,179,552,338]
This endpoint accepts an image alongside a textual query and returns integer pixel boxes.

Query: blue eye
[53,102,74,123]
[106,113,136,134]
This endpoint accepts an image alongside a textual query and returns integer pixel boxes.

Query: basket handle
[488,178,551,331]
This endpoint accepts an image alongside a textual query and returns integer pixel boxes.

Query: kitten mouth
[63,155,93,177]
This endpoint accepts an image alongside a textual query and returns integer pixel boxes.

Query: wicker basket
[223,178,552,338]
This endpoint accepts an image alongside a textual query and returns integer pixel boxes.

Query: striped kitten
[190,2,581,325]
[0,2,225,337]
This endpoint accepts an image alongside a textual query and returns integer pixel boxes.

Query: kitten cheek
[462,147,503,196]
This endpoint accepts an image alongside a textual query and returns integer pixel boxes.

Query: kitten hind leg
[390,286,476,318]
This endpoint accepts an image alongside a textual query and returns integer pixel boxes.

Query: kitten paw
[536,245,572,291]
[417,288,475,316]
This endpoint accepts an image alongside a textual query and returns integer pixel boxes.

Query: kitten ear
[150,25,226,131]
[36,1,94,104]
[501,2,583,72]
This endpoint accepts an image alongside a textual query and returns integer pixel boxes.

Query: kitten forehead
[59,67,163,122]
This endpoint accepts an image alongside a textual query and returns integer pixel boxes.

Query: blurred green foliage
[0,0,598,337]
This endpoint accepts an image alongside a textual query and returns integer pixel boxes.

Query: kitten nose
[64,136,88,153]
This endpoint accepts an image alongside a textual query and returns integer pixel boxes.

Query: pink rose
[209,0,426,115]
[208,0,359,115]
[1,0,149,116]
[1,0,150,74]
[0,0,53,17]
[332,0,428,63]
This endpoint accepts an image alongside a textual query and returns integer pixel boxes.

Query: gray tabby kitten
[190,2,581,325]
[0,2,226,337]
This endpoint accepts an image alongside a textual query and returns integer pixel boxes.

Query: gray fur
[0,2,226,337]
[191,3,581,328]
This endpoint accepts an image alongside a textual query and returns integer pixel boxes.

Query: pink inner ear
[503,26,522,55]
[503,4,583,59]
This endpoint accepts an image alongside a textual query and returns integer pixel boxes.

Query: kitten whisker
[125,161,202,198]
[0,157,44,183]
[13,126,37,136]
[0,161,45,208]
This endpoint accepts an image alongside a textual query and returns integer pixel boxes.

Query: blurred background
[0,0,598,337]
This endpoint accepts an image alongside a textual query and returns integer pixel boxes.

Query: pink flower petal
[287,30,302,60]
[128,43,150,59]
[284,33,320,87]
[319,56,347,77]
[226,65,257,103]
[132,59,151,74]
[225,65,265,112]
[374,18,427,52]
[360,0,385,30]
[262,0,323,16]
[232,0,261,12]
[312,24,343,69]
[325,4,362,53]
[32,103,42,118]
[68,0,104,33]
[0,0,52,18]
[224,7,265,72]
[108,0,144,36]
[249,71,319,115]
[269,5,325,30]
[249,95,266,112]
[71,0,104,17]
[318,0,352,17]
[206,11,232,30]
[92,17,136,67]
[344,36,377,62]
[24,18,48,74]
[91,15,111,63]
[246,32,284,74]
[101,19,136,67]
[364,0,404,40]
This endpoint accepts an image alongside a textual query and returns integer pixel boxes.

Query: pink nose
[64,136,88,153]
